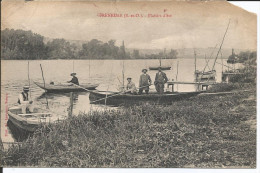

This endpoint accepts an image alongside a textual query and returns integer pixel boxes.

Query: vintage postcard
[0,0,257,169]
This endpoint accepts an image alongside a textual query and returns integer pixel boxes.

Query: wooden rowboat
[89,90,201,105]
[8,106,52,132]
[195,70,216,81]
[34,81,98,93]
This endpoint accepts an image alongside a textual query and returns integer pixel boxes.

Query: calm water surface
[1,58,238,142]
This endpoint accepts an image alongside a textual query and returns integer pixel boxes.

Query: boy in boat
[154,67,168,94]
[126,77,137,94]
[139,69,152,94]
[68,72,79,85]
[18,86,34,114]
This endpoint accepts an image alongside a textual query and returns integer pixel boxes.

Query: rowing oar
[71,83,92,92]
[90,84,153,104]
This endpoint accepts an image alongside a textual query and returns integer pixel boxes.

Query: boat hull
[8,106,51,132]
[195,70,216,81]
[34,82,98,93]
[149,66,171,70]
[89,90,201,105]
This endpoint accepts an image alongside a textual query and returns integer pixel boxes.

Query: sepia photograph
[0,0,257,169]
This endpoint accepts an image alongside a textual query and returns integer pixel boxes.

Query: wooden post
[68,92,73,147]
[0,137,4,151]
[68,92,73,118]
[40,64,49,109]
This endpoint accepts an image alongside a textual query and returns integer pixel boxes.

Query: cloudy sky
[1,1,257,50]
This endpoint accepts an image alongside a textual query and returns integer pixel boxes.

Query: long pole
[89,59,91,78]
[176,61,179,91]
[40,64,49,109]
[122,41,125,90]
[28,61,32,99]
[194,50,197,72]
[212,19,231,71]
[221,51,223,73]
[73,60,74,73]
[122,61,125,90]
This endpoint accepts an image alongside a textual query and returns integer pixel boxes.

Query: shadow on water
[37,92,84,102]
[7,120,33,142]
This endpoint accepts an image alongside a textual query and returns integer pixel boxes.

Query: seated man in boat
[154,67,168,94]
[139,69,152,94]
[126,77,137,94]
[18,86,34,114]
[67,72,79,85]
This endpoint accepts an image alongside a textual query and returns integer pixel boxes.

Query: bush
[208,83,241,93]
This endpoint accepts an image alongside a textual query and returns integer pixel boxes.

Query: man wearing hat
[126,77,137,94]
[139,69,152,94]
[154,67,168,94]
[18,86,34,114]
[68,72,79,85]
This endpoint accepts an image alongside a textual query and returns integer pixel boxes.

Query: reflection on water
[1,59,238,142]
[7,120,33,142]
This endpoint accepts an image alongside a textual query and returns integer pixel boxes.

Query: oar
[40,64,49,109]
[19,113,52,116]
[71,83,92,92]
[90,84,153,104]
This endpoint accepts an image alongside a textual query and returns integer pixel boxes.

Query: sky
[1,1,257,50]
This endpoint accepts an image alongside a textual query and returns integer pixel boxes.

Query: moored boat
[34,81,98,93]
[8,106,52,132]
[148,48,172,71]
[89,90,201,105]
[149,66,171,70]
[195,70,216,81]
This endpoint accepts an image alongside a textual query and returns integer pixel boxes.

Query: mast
[122,41,125,88]
[28,61,32,99]
[212,19,231,71]
[194,50,197,72]
[73,60,74,73]
[89,59,91,78]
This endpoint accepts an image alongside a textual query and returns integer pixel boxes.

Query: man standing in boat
[139,69,152,94]
[154,67,168,94]
[126,77,137,94]
[18,86,34,114]
[68,72,79,85]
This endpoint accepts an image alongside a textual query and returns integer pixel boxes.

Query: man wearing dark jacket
[68,73,79,85]
[154,67,168,94]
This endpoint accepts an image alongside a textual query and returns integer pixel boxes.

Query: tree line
[1,28,178,60]
[227,50,256,65]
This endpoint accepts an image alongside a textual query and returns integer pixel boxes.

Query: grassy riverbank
[1,86,256,168]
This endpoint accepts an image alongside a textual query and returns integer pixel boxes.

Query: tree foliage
[1,28,178,60]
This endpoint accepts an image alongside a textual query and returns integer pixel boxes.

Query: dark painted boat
[8,106,52,132]
[34,82,98,93]
[195,70,216,81]
[89,90,201,105]
[149,66,171,70]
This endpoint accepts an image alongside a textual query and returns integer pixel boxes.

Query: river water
[1,58,236,143]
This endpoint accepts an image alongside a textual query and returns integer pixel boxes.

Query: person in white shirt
[18,86,34,114]
[126,77,137,94]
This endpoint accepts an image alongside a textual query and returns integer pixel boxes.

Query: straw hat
[70,72,77,76]
[23,86,30,91]
[142,69,148,72]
